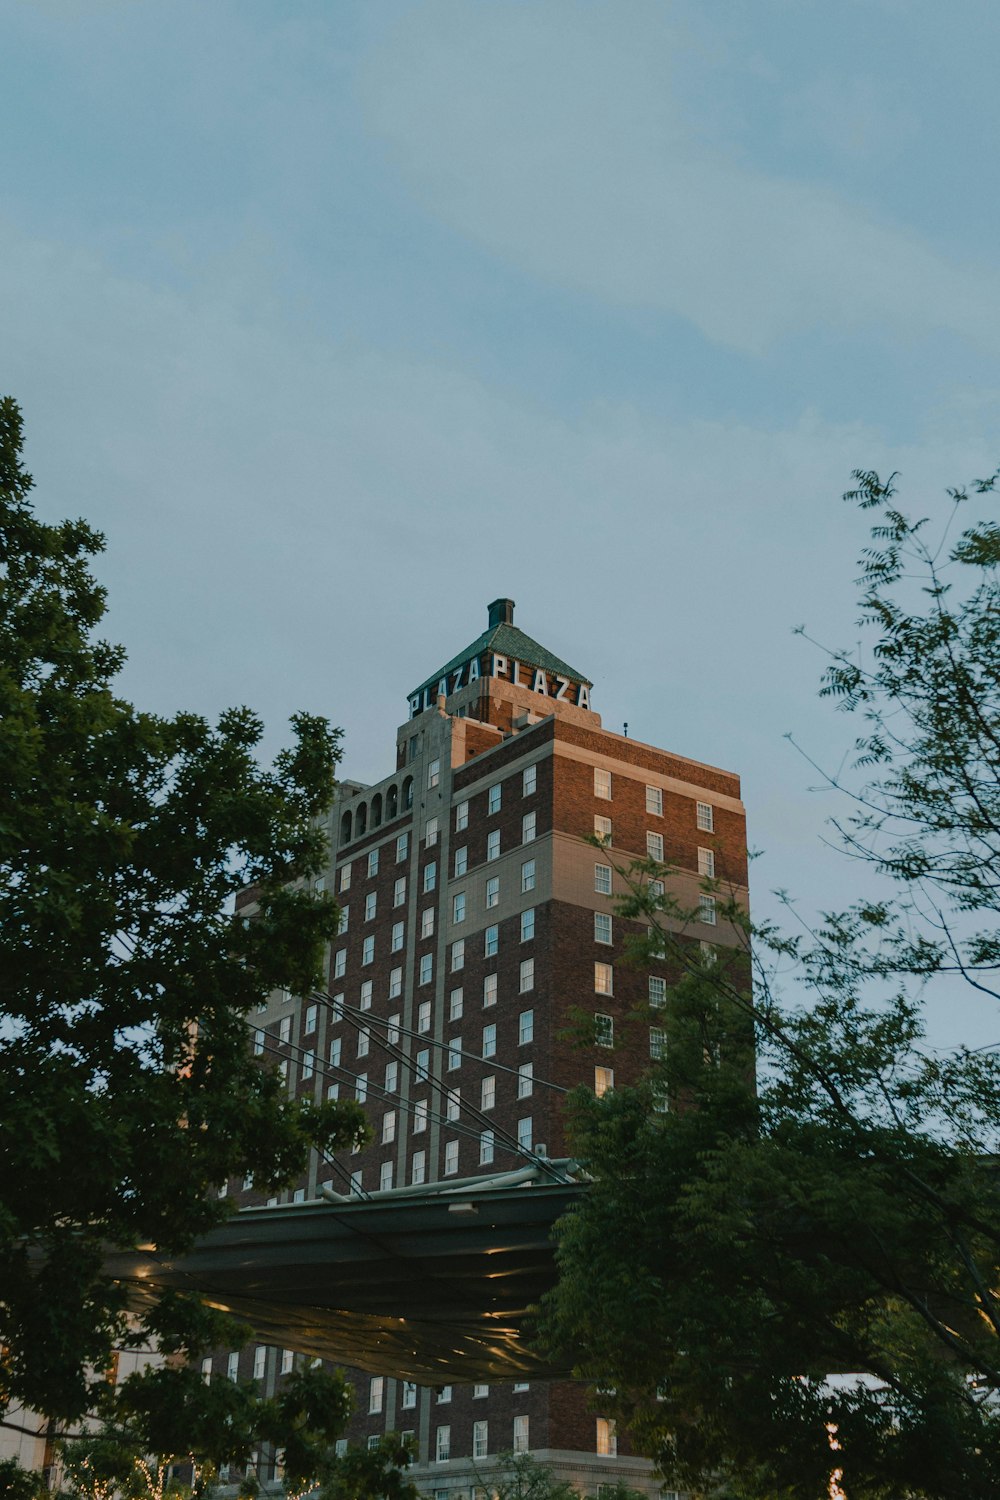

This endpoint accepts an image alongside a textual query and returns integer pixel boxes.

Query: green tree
[0,397,372,1483]
[470,1450,582,1500]
[538,471,1000,1500]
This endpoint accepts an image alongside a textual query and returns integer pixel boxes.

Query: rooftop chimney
[488,597,515,628]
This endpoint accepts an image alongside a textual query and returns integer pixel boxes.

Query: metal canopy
[105,1163,586,1383]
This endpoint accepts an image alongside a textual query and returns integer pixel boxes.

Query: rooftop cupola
[488,597,515,628]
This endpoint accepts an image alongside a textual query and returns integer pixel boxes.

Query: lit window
[519,1009,534,1044]
[391,921,404,952]
[594,962,613,995]
[447,1088,461,1122]
[301,1049,315,1080]
[338,864,351,893]
[486,875,500,908]
[411,1150,426,1185]
[487,829,501,861]
[513,1415,529,1453]
[523,765,536,796]
[448,1038,462,1071]
[595,1013,614,1048]
[594,863,612,895]
[481,1075,495,1110]
[699,895,717,926]
[517,1062,533,1098]
[483,972,498,1007]
[594,815,612,843]
[362,935,375,966]
[425,817,439,847]
[521,859,536,893]
[698,847,716,878]
[365,891,377,922]
[517,1116,532,1150]
[254,1346,266,1380]
[424,861,437,892]
[649,976,666,1008]
[696,801,714,832]
[646,831,664,861]
[594,768,612,800]
[333,949,346,979]
[397,831,409,861]
[519,959,534,993]
[379,1161,393,1192]
[482,1024,497,1058]
[421,907,435,938]
[488,783,502,814]
[456,801,469,831]
[650,1028,666,1059]
[304,1003,318,1034]
[454,845,468,877]
[428,759,440,789]
[594,912,612,945]
[413,1099,428,1133]
[419,953,433,985]
[394,876,406,907]
[253,1028,264,1056]
[443,1141,459,1176]
[646,785,663,816]
[368,849,379,878]
[594,1065,614,1097]
[402,1381,417,1409]
[389,966,402,999]
[281,1348,294,1374]
[596,1417,617,1457]
[520,907,535,942]
[384,1061,398,1092]
[449,987,464,1021]
[360,979,373,1010]
[451,938,465,971]
[453,891,466,924]
[370,1376,385,1413]
[473,1419,489,1459]
[435,1425,451,1462]
[418,1000,431,1033]
[521,812,536,844]
[485,925,499,957]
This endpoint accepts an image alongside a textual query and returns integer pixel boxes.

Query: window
[474,1383,489,1399]
[488,783,502,815]
[482,1023,497,1058]
[594,863,612,896]
[518,1062,533,1098]
[595,1013,614,1048]
[699,894,717,926]
[520,907,535,942]
[443,1141,459,1176]
[486,875,500,908]
[594,912,612,945]
[448,1038,462,1071]
[425,817,439,847]
[362,935,375,966]
[385,1061,398,1092]
[401,1381,417,1410]
[696,801,714,832]
[227,1352,239,1382]
[338,864,351,893]
[416,1046,431,1081]
[337,904,349,934]
[301,1049,315,1080]
[368,849,379,878]
[645,784,665,818]
[417,999,432,1033]
[594,768,612,800]
[428,759,440,789]
[333,949,346,979]
[356,1074,368,1103]
[513,1415,529,1453]
[254,1346,266,1380]
[326,1081,339,1101]
[370,1376,385,1413]
[649,975,667,1008]
[446,1088,461,1122]
[453,891,466,924]
[646,831,664,861]
[437,1385,452,1404]
[304,1003,318,1034]
[365,891,377,922]
[473,1420,489,1459]
[451,937,465,971]
[456,800,469,831]
[517,1116,533,1150]
[279,1016,291,1043]
[435,1426,451,1462]
[487,829,501,861]
[594,961,614,995]
[253,1028,264,1056]
[519,958,535,993]
[698,847,716,878]
[650,877,664,901]
[701,939,718,964]
[281,1348,294,1375]
[349,1168,363,1195]
[329,1036,343,1064]
[449,987,464,1021]
[421,907,435,938]
[331,992,344,1020]
[391,921,404,952]
[523,764,537,796]
[596,1418,617,1457]
[424,861,437,892]
[594,814,612,843]
[454,845,468,877]
[381,1111,396,1144]
[419,953,433,985]
[292,1187,305,1203]
[521,811,536,844]
[380,1161,394,1191]
[595,1065,614,1097]
[483,972,498,1007]
[413,1099,428,1134]
[360,979,373,1010]
[521,859,536,893]
[389,966,402,999]
[480,1131,495,1166]
[519,1009,534,1044]
[396,831,409,861]
[394,876,406,907]
[481,1075,495,1110]
[650,1028,666,1059]
[485,924,499,957]
[367,1435,381,1452]
[411,1150,426,1185]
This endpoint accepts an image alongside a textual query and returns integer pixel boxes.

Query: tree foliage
[538,471,1000,1499]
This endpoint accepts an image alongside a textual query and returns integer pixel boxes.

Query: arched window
[402,776,413,811]
[386,784,399,820]
[340,810,352,844]
[372,793,383,828]
[356,802,368,837]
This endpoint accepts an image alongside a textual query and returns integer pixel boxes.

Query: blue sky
[4,0,998,1047]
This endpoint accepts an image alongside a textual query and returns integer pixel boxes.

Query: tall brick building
[221,599,748,1497]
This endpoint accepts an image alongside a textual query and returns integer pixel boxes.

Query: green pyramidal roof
[411,608,591,700]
